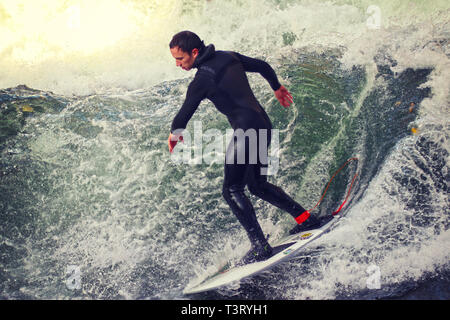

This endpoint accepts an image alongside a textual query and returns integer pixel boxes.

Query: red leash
[308,157,359,216]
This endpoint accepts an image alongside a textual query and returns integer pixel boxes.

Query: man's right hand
[274,85,293,108]
[168,132,183,153]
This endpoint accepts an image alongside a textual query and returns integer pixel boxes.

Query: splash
[1,0,448,95]
[0,0,449,300]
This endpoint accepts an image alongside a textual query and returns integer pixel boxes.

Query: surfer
[168,31,320,263]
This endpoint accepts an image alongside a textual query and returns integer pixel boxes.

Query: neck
[193,44,215,68]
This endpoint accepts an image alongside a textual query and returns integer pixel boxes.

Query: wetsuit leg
[246,164,307,218]
[245,127,307,218]
[222,127,312,250]
[245,132,319,233]
[222,134,267,247]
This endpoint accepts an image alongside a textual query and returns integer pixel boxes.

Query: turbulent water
[0,0,449,299]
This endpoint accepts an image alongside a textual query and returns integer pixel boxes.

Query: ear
[191,48,199,59]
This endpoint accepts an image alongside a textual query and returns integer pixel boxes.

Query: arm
[233,52,281,91]
[168,76,208,153]
[234,52,293,108]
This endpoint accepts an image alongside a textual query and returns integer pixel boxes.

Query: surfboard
[183,158,359,295]
[183,213,341,295]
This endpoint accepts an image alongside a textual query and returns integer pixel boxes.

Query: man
[168,31,320,263]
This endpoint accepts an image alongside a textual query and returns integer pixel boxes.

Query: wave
[0,0,448,299]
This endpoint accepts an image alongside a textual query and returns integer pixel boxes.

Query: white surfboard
[183,213,341,295]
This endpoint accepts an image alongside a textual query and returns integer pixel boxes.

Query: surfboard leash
[307,157,359,216]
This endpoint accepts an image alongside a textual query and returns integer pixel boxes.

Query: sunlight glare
[1,0,139,61]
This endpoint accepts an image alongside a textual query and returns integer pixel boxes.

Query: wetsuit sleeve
[233,52,282,91]
[170,76,208,133]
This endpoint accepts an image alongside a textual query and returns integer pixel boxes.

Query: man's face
[170,46,199,71]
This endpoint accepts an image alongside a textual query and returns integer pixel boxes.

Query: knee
[222,184,230,200]
[222,184,245,201]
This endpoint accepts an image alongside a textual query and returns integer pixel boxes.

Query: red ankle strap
[295,210,310,224]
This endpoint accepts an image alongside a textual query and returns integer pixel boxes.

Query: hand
[168,132,183,153]
[274,85,293,108]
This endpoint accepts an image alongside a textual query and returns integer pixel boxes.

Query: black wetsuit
[171,44,307,248]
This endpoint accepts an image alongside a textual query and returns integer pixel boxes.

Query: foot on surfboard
[289,214,332,235]
[241,243,273,264]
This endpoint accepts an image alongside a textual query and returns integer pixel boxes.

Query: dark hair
[169,31,205,54]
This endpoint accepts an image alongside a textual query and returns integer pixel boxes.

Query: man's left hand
[274,85,293,108]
